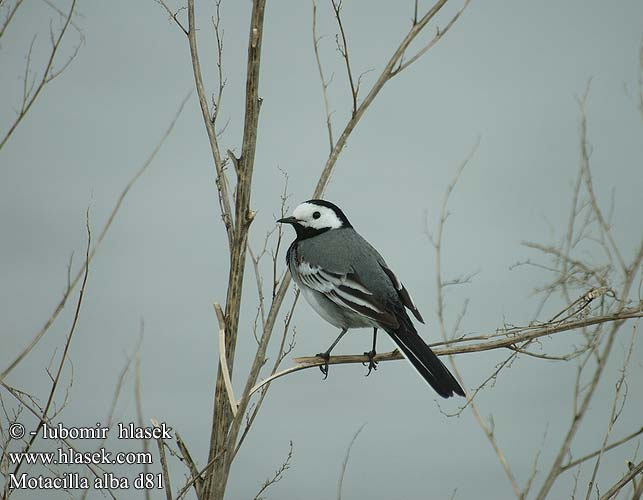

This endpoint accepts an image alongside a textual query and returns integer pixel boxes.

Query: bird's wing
[295,260,399,328]
[379,263,425,324]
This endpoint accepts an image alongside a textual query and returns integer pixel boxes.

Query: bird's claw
[316,352,330,380]
[363,350,378,376]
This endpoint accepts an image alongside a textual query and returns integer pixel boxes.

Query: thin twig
[134,327,151,500]
[252,441,293,500]
[0,0,79,150]
[175,432,202,499]
[560,426,643,473]
[578,82,626,273]
[151,418,173,500]
[337,424,365,500]
[392,0,472,75]
[312,1,334,152]
[155,0,188,35]
[0,91,191,383]
[599,460,643,500]
[533,87,643,499]
[315,0,458,194]
[331,0,358,116]
[1,382,117,499]
[80,330,143,500]
[584,324,637,500]
[0,0,24,40]
[232,291,299,460]
[186,0,234,244]
[211,0,226,127]
[11,210,91,479]
[429,141,521,498]
[176,453,224,500]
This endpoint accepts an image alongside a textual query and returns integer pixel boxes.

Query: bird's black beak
[277,216,298,225]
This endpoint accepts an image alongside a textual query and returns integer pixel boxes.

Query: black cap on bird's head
[277,199,352,239]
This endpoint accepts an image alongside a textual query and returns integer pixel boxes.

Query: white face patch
[292,202,343,230]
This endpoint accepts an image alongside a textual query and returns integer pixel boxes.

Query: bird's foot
[362,350,378,376]
[315,351,331,380]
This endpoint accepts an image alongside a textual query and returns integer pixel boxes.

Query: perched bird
[278,199,465,398]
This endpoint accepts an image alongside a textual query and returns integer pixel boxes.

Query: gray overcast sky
[1,1,643,499]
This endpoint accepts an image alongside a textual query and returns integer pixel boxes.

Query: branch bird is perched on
[278,199,465,398]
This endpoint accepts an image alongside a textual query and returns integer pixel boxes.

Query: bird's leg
[316,328,348,379]
[363,328,378,376]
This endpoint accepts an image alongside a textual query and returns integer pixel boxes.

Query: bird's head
[277,200,352,239]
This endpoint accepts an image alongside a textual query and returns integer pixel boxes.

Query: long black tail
[385,315,465,398]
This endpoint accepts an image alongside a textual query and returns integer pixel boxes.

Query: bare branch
[176,451,226,500]
[245,302,642,398]
[599,460,643,500]
[427,140,521,497]
[248,244,267,326]
[155,0,188,35]
[0,0,24,40]
[393,0,472,75]
[232,291,299,461]
[40,0,83,35]
[560,426,643,473]
[312,1,335,152]
[186,0,234,244]
[583,324,637,500]
[533,88,643,500]
[78,332,144,500]
[151,418,173,500]
[337,424,365,500]
[252,441,293,500]
[0,91,191,383]
[0,0,80,151]
[578,82,627,273]
[523,426,548,498]
[211,0,226,127]
[175,432,202,499]
[134,332,152,500]
[522,242,610,292]
[1,382,117,499]
[313,0,471,196]
[203,1,268,497]
[11,212,90,479]
[331,0,358,116]
[630,459,643,499]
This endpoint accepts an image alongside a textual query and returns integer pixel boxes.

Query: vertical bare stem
[200,1,267,498]
[187,0,234,243]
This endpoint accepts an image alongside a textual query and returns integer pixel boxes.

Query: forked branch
[0,0,81,151]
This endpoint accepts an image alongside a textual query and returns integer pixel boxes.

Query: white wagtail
[278,199,465,398]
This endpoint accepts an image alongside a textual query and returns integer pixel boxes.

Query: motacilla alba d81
[278,199,465,398]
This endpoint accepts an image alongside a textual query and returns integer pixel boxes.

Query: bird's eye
[312,211,321,219]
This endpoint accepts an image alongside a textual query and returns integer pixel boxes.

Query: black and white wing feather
[294,259,399,328]
[379,263,424,323]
